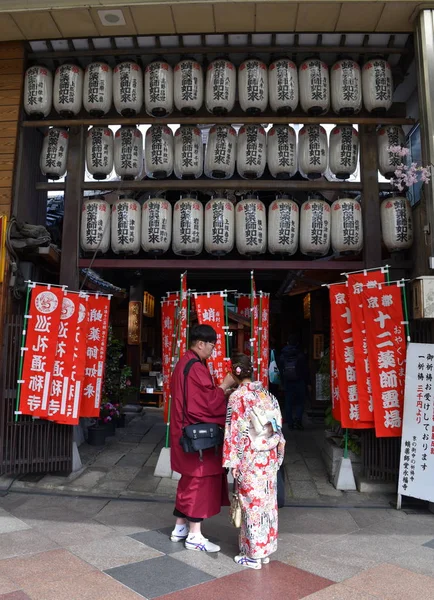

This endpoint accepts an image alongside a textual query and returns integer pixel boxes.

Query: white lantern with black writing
[381,196,413,251]
[362,58,393,113]
[204,197,234,255]
[111,196,141,254]
[205,59,236,115]
[378,125,405,179]
[40,127,69,180]
[83,62,112,117]
[174,126,203,180]
[53,64,83,117]
[174,59,203,115]
[329,126,359,180]
[299,58,330,115]
[236,195,267,255]
[298,125,328,179]
[172,195,203,256]
[24,65,53,118]
[267,125,297,179]
[331,198,363,254]
[300,197,331,256]
[237,125,266,179]
[114,125,143,180]
[268,195,299,255]
[80,198,110,253]
[238,59,268,115]
[145,60,173,117]
[145,125,173,179]
[86,127,114,180]
[331,59,362,116]
[113,61,143,117]
[269,59,298,114]
[141,196,172,254]
[204,125,237,179]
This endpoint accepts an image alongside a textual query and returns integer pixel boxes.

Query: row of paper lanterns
[80,193,412,258]
[25,57,393,120]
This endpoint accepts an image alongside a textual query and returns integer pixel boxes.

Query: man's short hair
[190,324,217,345]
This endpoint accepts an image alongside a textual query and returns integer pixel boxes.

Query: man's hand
[219,372,237,392]
[232,468,240,480]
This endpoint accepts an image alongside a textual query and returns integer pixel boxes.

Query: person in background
[279,334,310,430]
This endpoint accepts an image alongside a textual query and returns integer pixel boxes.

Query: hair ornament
[235,366,242,375]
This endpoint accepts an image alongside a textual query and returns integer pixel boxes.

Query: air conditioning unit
[412,277,434,319]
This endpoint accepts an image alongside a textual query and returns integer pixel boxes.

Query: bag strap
[182,357,201,429]
[270,349,275,363]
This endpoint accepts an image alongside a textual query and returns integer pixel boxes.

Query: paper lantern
[111,197,141,254]
[237,125,266,179]
[145,125,174,179]
[300,197,331,256]
[83,62,112,117]
[329,126,359,180]
[40,127,69,180]
[204,197,235,255]
[204,125,237,179]
[24,65,53,119]
[378,126,405,179]
[141,196,172,254]
[205,59,236,115]
[331,198,363,254]
[236,195,267,255]
[172,195,203,256]
[381,196,413,251]
[269,59,298,115]
[86,127,114,180]
[114,125,143,180]
[267,125,297,179]
[362,58,393,114]
[238,59,268,115]
[53,64,83,117]
[113,61,143,117]
[80,198,110,253]
[299,58,330,115]
[331,59,362,116]
[174,125,203,180]
[268,195,299,255]
[298,125,328,180]
[145,60,173,117]
[174,59,204,115]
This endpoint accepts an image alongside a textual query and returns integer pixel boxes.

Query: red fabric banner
[259,293,270,389]
[330,326,341,422]
[180,274,188,357]
[162,296,178,423]
[251,276,259,379]
[237,295,251,355]
[195,293,227,384]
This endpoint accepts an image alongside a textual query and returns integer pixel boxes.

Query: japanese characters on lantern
[238,59,268,115]
[236,196,267,255]
[331,198,363,254]
[174,59,204,115]
[267,125,297,180]
[145,125,174,179]
[113,61,143,117]
[329,126,359,180]
[114,125,143,180]
[205,59,236,115]
[24,65,53,119]
[300,197,331,256]
[381,196,413,252]
[40,127,69,181]
[362,58,393,114]
[111,197,141,255]
[268,59,298,114]
[172,195,203,256]
[141,196,172,255]
[204,125,237,179]
[298,124,328,180]
[331,59,362,116]
[377,126,405,179]
[299,58,330,115]
[145,60,173,117]
[237,125,266,179]
[80,198,110,254]
[83,62,112,117]
[53,64,83,117]
[174,125,203,180]
[268,196,299,255]
[86,127,114,180]
[204,197,235,256]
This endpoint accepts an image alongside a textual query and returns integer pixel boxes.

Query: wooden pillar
[359,124,382,268]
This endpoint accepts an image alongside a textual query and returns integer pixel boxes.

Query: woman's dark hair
[231,352,253,379]
[190,324,217,345]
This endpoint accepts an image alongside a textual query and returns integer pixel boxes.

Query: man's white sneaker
[170,524,189,542]
[185,535,220,552]
[234,554,262,570]
[262,557,270,564]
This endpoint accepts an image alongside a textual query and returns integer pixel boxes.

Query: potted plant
[87,420,107,446]
[99,401,120,436]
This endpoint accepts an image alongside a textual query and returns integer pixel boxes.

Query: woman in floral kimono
[223,353,285,570]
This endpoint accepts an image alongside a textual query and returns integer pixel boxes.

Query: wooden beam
[359,124,382,268]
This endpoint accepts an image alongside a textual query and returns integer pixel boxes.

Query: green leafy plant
[102,326,137,409]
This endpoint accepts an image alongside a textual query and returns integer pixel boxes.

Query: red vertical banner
[362,284,406,437]
[259,293,270,389]
[162,296,178,423]
[195,293,226,384]
[251,274,259,379]
[237,294,251,355]
[330,327,341,422]
[180,273,188,357]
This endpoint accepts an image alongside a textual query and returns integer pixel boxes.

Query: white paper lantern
[141,196,172,254]
[331,59,362,116]
[145,60,173,117]
[174,59,204,115]
[237,125,266,179]
[53,64,83,117]
[113,61,143,117]
[269,59,298,115]
[331,198,363,254]
[378,126,405,179]
[114,125,143,180]
[205,59,236,115]
[300,197,331,256]
[83,62,112,117]
[204,197,235,256]
[172,195,203,256]
[86,127,113,180]
[174,126,203,180]
[268,195,299,255]
[267,125,297,179]
[204,125,237,179]
[298,125,328,179]
[329,126,359,180]
[24,65,53,119]
[299,58,330,115]
[145,125,173,179]
[381,196,413,251]
[238,59,268,115]
[40,127,69,180]
[362,58,393,114]
[80,198,110,253]
[111,197,141,254]
[236,196,267,255]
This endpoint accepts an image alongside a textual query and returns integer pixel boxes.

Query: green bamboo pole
[15,282,32,423]
[257,292,263,382]
[343,428,349,459]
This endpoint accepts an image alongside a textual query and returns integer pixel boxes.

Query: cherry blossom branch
[388,145,431,192]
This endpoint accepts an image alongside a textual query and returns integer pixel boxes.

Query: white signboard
[398,343,434,502]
